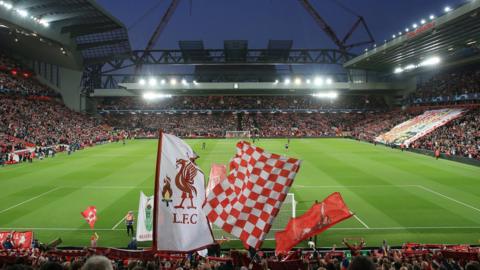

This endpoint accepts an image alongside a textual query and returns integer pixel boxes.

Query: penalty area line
[416,185,480,214]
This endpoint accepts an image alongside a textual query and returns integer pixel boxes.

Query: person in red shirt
[435,148,441,160]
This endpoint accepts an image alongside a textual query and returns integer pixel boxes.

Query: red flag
[275,192,353,255]
[204,141,302,249]
[206,164,227,196]
[81,206,97,229]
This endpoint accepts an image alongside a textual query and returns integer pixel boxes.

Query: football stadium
[1,0,480,269]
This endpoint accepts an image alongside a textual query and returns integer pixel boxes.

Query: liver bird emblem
[174,158,198,209]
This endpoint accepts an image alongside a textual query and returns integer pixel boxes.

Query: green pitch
[1,138,480,249]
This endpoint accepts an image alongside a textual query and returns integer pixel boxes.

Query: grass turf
[1,138,480,249]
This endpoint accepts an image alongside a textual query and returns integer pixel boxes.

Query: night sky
[97,0,465,51]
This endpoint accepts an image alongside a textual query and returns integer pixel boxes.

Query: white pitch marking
[111,210,138,230]
[416,185,480,213]
[0,187,62,214]
[294,185,417,188]
[353,214,370,229]
[2,226,480,232]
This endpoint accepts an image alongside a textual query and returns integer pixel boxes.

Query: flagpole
[152,129,164,251]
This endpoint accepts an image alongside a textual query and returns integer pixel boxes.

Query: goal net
[225,130,251,139]
[211,193,296,241]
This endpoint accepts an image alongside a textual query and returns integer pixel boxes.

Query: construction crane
[298,0,375,52]
[135,0,181,73]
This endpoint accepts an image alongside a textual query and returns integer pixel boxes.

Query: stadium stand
[98,95,387,111]
[406,67,480,105]
[412,108,480,160]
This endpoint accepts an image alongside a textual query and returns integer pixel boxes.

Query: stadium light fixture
[412,23,418,28]
[404,64,416,70]
[405,28,410,32]
[394,67,404,74]
[314,77,324,86]
[284,78,291,85]
[392,34,396,39]
[181,78,188,85]
[233,83,239,89]
[326,78,333,85]
[193,80,198,85]
[306,79,311,84]
[161,79,166,85]
[170,78,177,85]
[273,79,279,84]
[444,6,452,12]
[143,92,172,100]
[429,14,435,20]
[419,56,441,66]
[294,77,302,85]
[148,77,157,86]
[420,19,426,25]
[312,91,338,99]
[398,32,402,36]
[16,9,28,17]
[138,79,146,85]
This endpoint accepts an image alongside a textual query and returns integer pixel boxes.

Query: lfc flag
[275,192,353,255]
[153,132,214,252]
[81,206,97,229]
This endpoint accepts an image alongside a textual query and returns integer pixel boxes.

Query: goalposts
[211,193,296,240]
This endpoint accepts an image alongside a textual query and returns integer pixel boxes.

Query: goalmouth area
[0,138,479,248]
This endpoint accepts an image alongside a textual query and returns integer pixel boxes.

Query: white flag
[136,192,154,242]
[154,133,214,252]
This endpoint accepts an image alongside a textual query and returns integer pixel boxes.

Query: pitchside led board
[153,133,214,252]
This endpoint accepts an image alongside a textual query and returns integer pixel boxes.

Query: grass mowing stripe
[0,187,61,214]
[416,185,480,213]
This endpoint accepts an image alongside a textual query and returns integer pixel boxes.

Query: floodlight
[412,23,418,28]
[419,56,441,66]
[312,91,338,99]
[420,19,426,24]
[148,77,157,86]
[294,77,302,85]
[429,14,435,20]
[170,78,177,85]
[314,77,324,86]
[325,78,333,85]
[16,9,28,17]
[394,67,404,74]
[444,6,451,12]
[284,78,291,85]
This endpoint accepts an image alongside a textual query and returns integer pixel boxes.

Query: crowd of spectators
[99,95,386,111]
[103,113,237,138]
[412,109,480,160]
[407,68,480,104]
[0,52,59,97]
[1,242,479,270]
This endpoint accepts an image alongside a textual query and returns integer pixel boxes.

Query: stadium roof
[344,0,480,72]
[0,0,131,65]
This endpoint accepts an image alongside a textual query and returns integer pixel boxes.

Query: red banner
[275,192,353,255]
[0,231,33,249]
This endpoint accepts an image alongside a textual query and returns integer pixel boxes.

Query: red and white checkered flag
[204,141,301,249]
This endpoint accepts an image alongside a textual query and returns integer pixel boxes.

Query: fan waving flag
[204,141,301,249]
[275,192,353,255]
[81,206,97,229]
[153,132,214,252]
